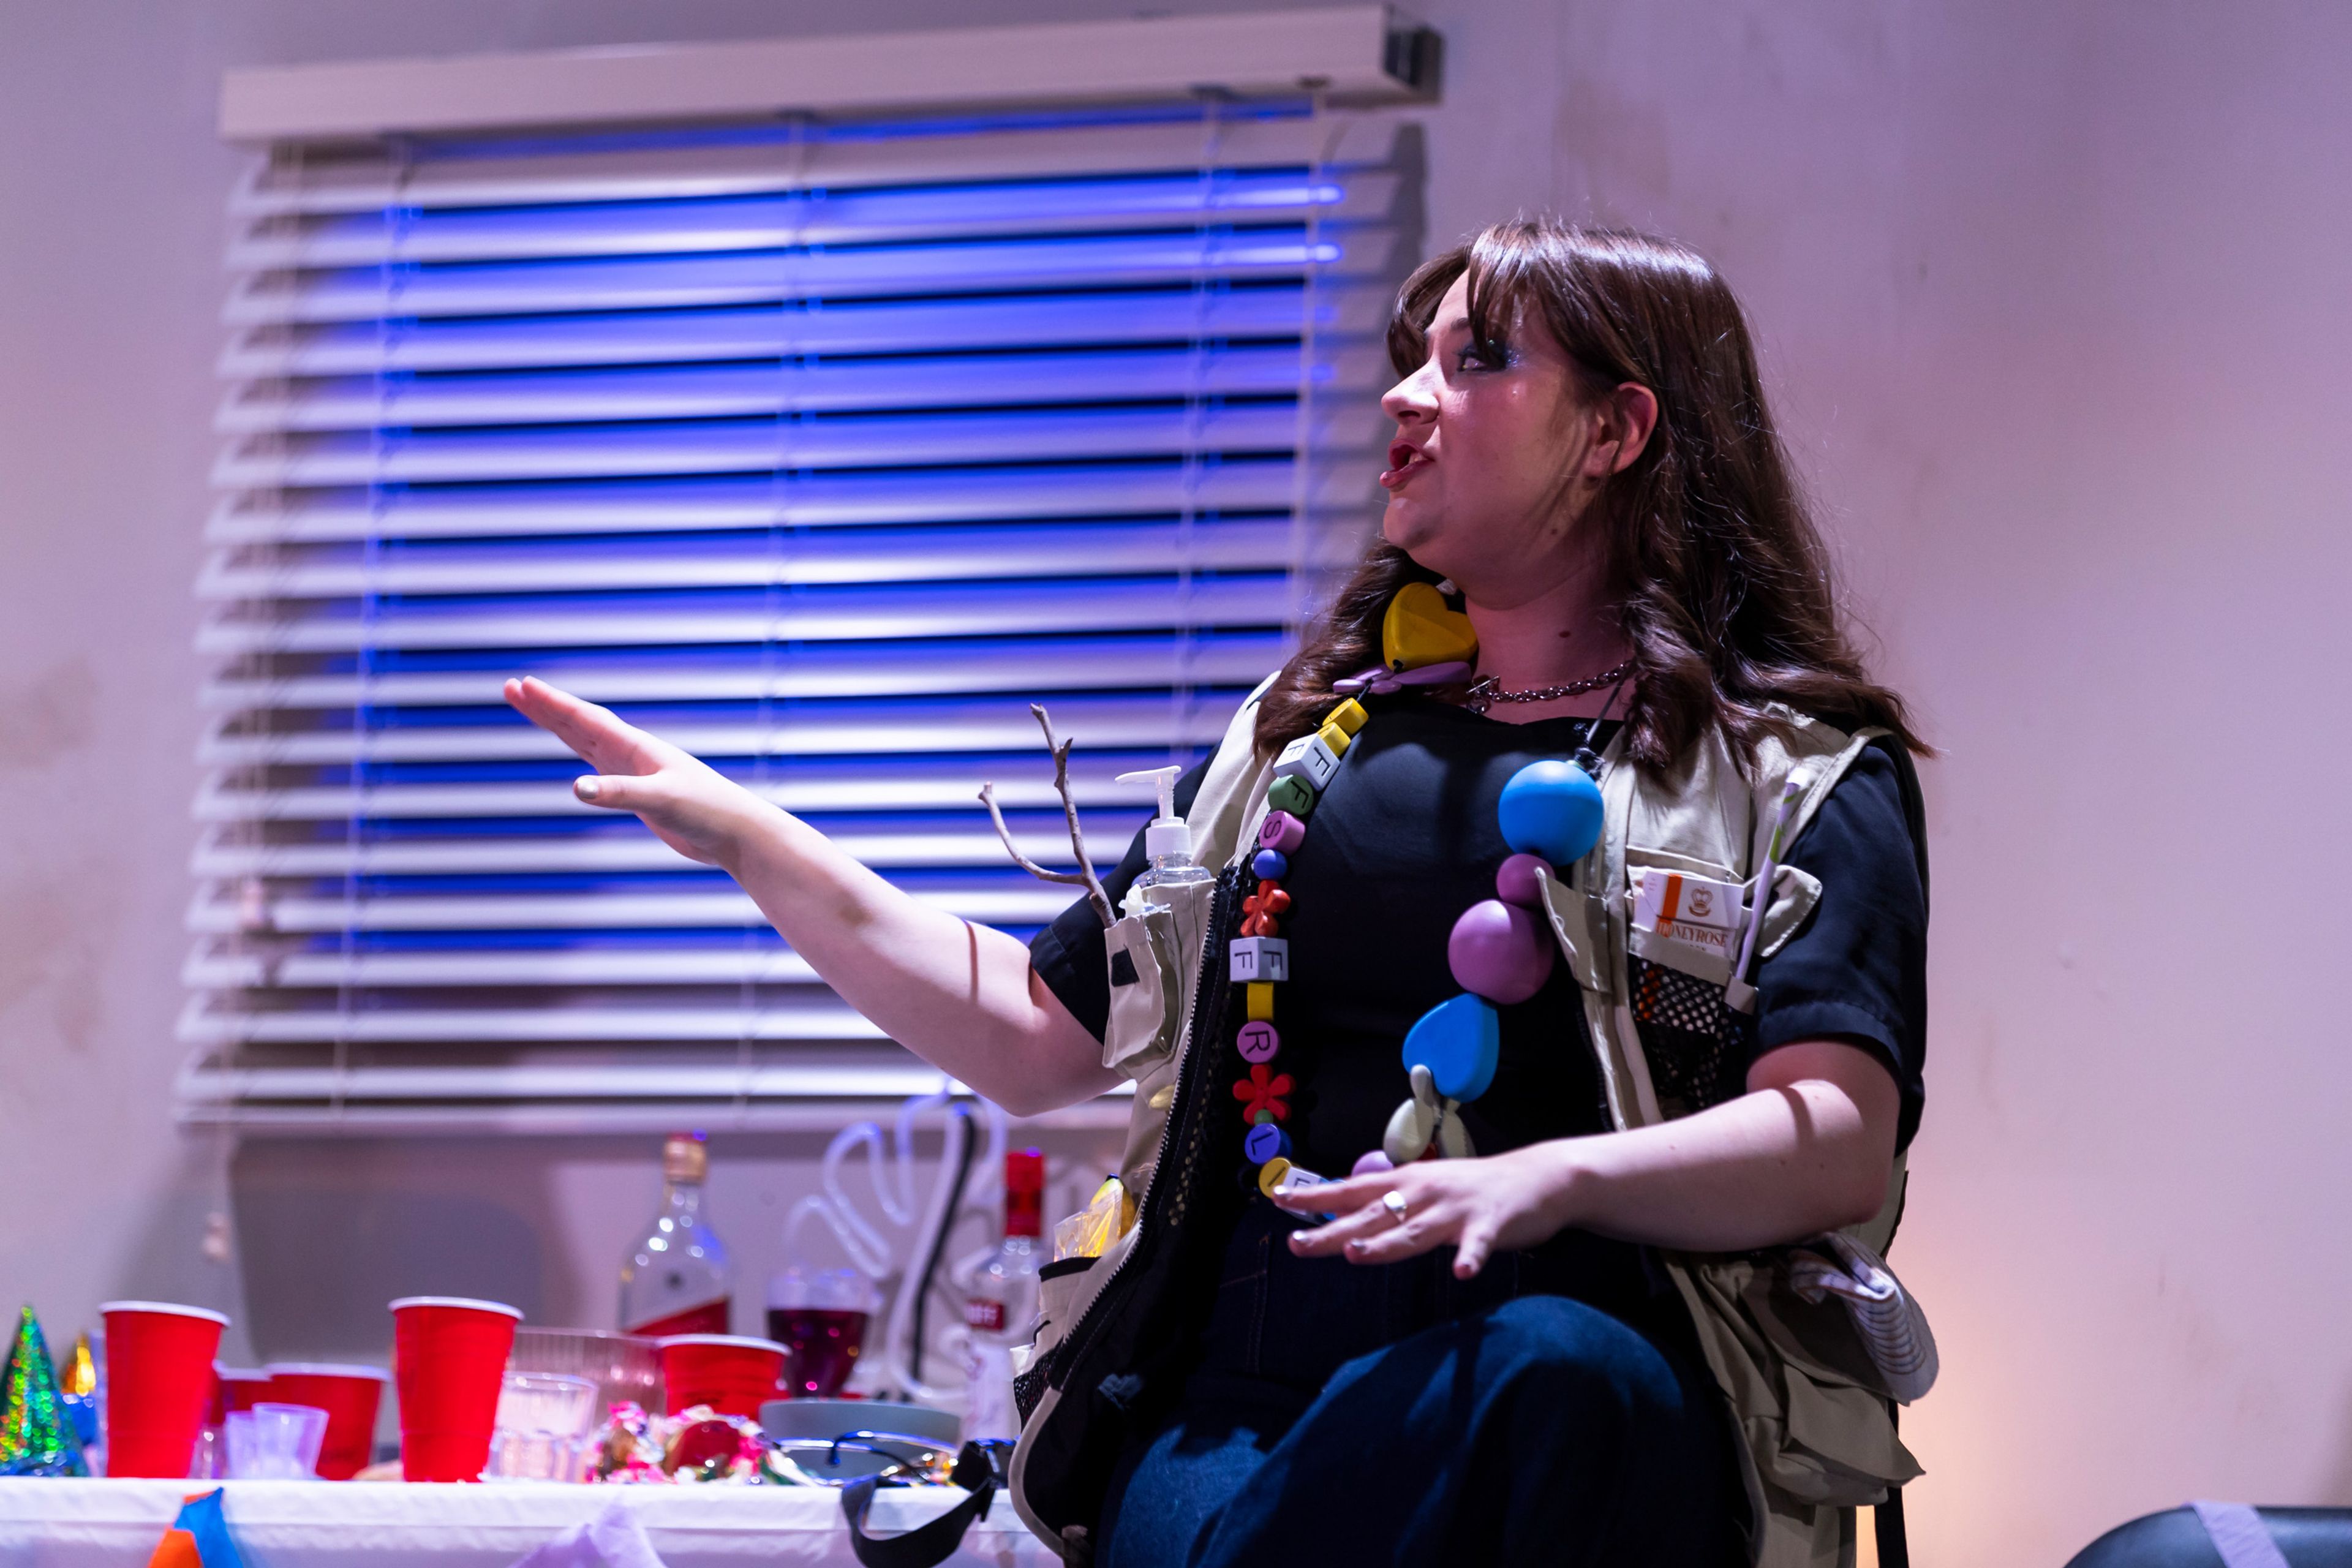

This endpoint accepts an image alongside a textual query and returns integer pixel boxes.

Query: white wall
[4,1,2349,1560]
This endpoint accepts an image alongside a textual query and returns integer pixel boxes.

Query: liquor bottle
[960,1148,1045,1442]
[619,1133,734,1338]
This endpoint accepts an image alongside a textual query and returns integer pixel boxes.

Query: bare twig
[976,704,1116,929]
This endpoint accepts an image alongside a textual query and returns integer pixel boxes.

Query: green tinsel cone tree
[0,1306,88,1476]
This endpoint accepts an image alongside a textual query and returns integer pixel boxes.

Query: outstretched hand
[1269,1143,1579,1278]
[503,676,770,869]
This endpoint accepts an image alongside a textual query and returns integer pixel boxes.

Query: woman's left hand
[1270,1144,1582,1278]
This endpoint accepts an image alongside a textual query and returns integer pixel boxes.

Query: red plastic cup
[657,1334,789,1418]
[217,1366,274,1416]
[265,1362,391,1480]
[100,1302,230,1478]
[390,1297,522,1482]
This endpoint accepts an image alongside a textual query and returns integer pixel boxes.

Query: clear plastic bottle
[960,1148,1046,1442]
[619,1132,734,1338]
[1116,766,1212,905]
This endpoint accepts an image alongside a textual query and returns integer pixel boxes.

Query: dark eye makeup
[1453,337,1511,372]
[1425,318,1513,374]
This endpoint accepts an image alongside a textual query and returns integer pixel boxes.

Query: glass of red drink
[764,1268,877,1398]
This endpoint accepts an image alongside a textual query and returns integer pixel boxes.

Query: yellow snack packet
[1051,1177,1137,1261]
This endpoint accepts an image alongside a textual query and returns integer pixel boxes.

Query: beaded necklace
[1232,582,1615,1199]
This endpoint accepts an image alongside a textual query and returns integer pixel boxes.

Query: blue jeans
[1098,1205,1744,1568]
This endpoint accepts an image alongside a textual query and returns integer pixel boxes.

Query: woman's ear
[1582,382,1660,478]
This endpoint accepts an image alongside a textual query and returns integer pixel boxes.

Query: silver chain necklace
[1460,660,1635,715]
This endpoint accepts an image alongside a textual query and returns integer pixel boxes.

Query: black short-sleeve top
[1029,696,1926,1348]
[1029,697,1929,1164]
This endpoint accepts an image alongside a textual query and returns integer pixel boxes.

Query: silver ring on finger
[1381,1189,1410,1225]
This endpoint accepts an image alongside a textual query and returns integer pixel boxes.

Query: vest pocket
[1102,911,1177,1076]
[1101,876,1218,1080]
[1628,954,1757,1119]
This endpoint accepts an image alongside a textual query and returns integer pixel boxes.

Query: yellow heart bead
[1246,982,1276,1022]
[1381,582,1479,672]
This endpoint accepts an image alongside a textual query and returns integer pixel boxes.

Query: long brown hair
[1254,219,1926,771]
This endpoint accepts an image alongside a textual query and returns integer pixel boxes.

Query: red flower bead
[1242,882,1292,922]
[1233,1064,1292,1123]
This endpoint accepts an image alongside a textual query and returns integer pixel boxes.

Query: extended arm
[506,678,1120,1115]
[1278,1038,1901,1275]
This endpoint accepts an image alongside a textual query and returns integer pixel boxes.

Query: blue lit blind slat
[215,405,1314,486]
[227,227,1396,325]
[198,630,1294,711]
[232,167,1395,267]
[208,461,1351,543]
[200,518,1328,598]
[194,746,1226,826]
[218,342,1388,432]
[184,100,1412,1131]
[222,288,1392,377]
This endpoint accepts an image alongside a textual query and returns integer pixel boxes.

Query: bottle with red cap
[960,1148,1044,1441]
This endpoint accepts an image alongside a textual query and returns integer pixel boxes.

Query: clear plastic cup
[485,1371,600,1483]
[225,1402,328,1480]
[506,1327,660,1425]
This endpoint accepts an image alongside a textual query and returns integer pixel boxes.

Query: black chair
[2064,1506,2352,1567]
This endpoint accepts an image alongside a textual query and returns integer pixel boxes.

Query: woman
[508,219,1929,1567]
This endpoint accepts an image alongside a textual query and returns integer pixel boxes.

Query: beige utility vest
[1013,677,1926,1568]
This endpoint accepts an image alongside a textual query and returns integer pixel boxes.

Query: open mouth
[1381,439,1431,489]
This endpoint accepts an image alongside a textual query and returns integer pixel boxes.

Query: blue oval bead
[1243,1121,1291,1165]
[1496,760,1604,865]
[1400,992,1501,1102]
[1251,848,1289,881]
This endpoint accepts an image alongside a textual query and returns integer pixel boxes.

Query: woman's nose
[1381,366,1438,423]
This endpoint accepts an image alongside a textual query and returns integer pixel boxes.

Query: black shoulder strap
[842,1442,1000,1568]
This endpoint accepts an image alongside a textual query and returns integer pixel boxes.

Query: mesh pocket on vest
[1628,956,1755,1117]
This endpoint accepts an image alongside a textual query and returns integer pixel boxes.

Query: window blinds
[181,102,1414,1133]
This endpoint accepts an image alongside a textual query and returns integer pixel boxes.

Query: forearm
[1531,1068,1893,1253]
[726,806,1119,1116]
[500,677,1117,1114]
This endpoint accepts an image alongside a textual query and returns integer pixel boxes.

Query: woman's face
[1377,273,1620,606]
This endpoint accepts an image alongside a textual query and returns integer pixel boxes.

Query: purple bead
[1495,853,1549,908]
[1389,660,1472,687]
[1351,1149,1395,1178]
[1258,810,1305,854]
[1237,1020,1280,1064]
[1332,664,1387,695]
[1252,848,1289,881]
[1446,899,1555,1005]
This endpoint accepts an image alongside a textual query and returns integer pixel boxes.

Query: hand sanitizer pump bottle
[1115,766,1212,906]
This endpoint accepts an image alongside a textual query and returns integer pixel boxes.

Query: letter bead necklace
[1232,584,1612,1200]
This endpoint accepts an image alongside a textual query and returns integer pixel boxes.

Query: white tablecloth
[0,1479,1061,1568]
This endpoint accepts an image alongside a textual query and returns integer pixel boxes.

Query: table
[0,1479,1061,1568]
